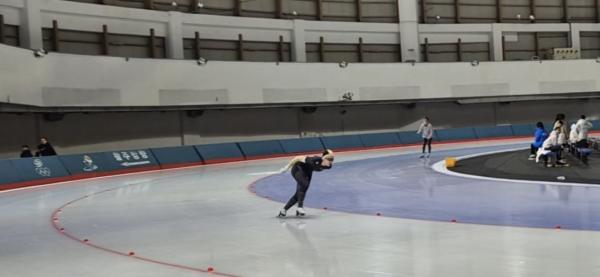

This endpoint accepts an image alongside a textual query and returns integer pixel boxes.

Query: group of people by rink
[530,114,594,167]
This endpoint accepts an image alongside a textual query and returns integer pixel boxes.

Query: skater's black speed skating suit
[284,156,332,210]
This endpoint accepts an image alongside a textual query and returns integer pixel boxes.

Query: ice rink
[2,139,600,277]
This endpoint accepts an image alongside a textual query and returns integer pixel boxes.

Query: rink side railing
[1,122,599,191]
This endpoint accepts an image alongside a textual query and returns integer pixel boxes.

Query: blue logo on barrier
[33,158,52,177]
[112,151,151,167]
[82,155,98,172]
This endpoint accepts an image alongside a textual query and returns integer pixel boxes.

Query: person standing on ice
[278,149,335,217]
[417,117,434,158]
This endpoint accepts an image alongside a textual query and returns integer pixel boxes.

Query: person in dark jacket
[20,145,33,158]
[277,149,335,217]
[529,122,548,160]
[36,137,57,157]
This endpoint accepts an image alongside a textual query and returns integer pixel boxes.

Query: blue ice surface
[254,144,600,231]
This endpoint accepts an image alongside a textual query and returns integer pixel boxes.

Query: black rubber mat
[449,149,600,184]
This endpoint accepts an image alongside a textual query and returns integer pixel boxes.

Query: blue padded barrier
[359,132,402,147]
[194,143,244,162]
[473,125,514,138]
[435,127,477,141]
[238,140,285,158]
[59,153,116,175]
[279,138,324,154]
[397,131,426,144]
[10,156,70,182]
[545,122,555,133]
[0,160,23,185]
[101,149,160,170]
[320,135,364,150]
[591,120,600,130]
[150,146,203,166]
[511,124,536,136]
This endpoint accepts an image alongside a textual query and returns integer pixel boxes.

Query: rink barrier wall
[473,125,514,139]
[397,131,431,144]
[435,127,478,141]
[59,152,119,175]
[10,156,71,182]
[544,122,555,133]
[193,143,245,164]
[101,149,161,170]
[278,138,325,154]
[510,124,536,136]
[1,126,600,191]
[320,135,365,151]
[150,146,203,169]
[0,160,24,184]
[359,132,402,148]
[238,140,286,158]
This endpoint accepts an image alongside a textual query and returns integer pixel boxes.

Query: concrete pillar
[491,24,503,61]
[167,12,184,59]
[291,19,307,62]
[569,23,581,51]
[398,0,421,62]
[20,0,43,49]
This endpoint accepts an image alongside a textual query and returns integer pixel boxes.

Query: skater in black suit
[278,149,335,217]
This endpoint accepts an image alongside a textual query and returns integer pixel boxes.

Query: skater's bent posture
[278,149,335,217]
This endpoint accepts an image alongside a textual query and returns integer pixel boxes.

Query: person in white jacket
[575,115,594,148]
[417,117,434,158]
[569,123,578,145]
[536,127,562,167]
[553,113,569,146]
[552,118,569,164]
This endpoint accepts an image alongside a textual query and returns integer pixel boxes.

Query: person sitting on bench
[529,122,548,160]
[537,126,562,167]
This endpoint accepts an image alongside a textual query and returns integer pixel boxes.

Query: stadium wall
[2,100,599,158]
[2,43,600,108]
